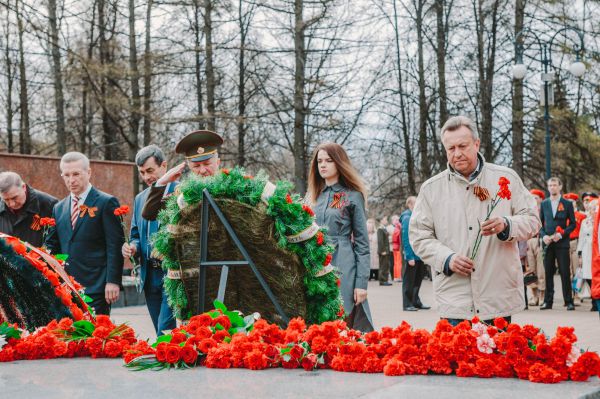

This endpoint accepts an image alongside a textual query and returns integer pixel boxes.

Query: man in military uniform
[0,171,57,247]
[142,130,223,221]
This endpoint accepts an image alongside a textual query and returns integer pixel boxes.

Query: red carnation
[165,344,181,364]
[555,226,564,236]
[155,342,168,363]
[285,193,293,204]
[181,345,199,365]
[103,340,121,358]
[316,231,324,245]
[302,204,315,217]
[493,317,508,330]
[323,253,332,266]
[290,345,304,360]
[301,353,318,371]
[222,169,230,175]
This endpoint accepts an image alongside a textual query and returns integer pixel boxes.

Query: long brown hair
[306,142,368,205]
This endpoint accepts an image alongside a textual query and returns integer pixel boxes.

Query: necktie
[71,196,80,228]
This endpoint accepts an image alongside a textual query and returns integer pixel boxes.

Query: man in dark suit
[539,177,577,310]
[122,145,176,336]
[0,172,57,247]
[45,152,124,315]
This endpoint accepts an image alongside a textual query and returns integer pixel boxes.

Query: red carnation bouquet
[470,177,511,260]
[39,217,56,248]
[114,205,141,289]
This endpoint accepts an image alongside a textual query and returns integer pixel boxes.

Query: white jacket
[409,155,541,320]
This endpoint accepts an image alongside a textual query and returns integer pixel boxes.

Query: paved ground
[2,275,599,398]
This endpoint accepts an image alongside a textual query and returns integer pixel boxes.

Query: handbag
[523,271,538,286]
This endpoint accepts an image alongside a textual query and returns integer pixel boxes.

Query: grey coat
[314,183,373,330]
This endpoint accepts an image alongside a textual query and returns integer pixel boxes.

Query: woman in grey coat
[307,142,373,332]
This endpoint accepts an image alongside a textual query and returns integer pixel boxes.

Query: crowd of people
[1,115,599,337]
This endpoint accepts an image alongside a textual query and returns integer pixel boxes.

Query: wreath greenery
[153,167,343,324]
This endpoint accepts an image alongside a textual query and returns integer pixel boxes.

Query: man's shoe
[566,303,575,311]
[416,304,431,310]
[540,303,552,310]
[528,297,539,306]
[403,306,418,311]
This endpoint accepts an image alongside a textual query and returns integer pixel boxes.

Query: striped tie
[71,196,80,228]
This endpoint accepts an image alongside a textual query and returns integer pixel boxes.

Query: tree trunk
[48,0,66,154]
[237,0,246,167]
[293,0,307,194]
[4,0,15,153]
[193,0,204,130]
[128,0,141,160]
[511,0,525,176]
[142,0,153,145]
[203,0,216,131]
[436,0,448,128]
[80,3,96,154]
[475,0,501,161]
[393,0,415,194]
[98,0,117,160]
[16,0,31,154]
[416,0,429,179]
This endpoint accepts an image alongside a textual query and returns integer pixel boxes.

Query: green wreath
[153,167,343,324]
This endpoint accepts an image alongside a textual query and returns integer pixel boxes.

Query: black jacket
[0,186,57,247]
[45,187,124,294]
[539,197,576,249]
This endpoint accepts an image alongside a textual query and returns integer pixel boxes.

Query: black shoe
[379,282,392,286]
[566,303,575,311]
[416,304,431,310]
[540,303,552,310]
[591,306,598,312]
[403,306,418,311]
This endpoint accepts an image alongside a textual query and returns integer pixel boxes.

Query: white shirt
[550,197,560,217]
[71,184,93,214]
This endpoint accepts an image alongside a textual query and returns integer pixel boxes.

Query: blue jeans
[144,267,176,336]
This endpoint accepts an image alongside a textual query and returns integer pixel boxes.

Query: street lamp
[512,27,586,182]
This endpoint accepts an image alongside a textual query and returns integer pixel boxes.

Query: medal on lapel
[557,202,565,212]
[473,185,491,201]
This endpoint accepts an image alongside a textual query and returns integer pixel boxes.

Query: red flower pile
[2,302,599,384]
[122,303,600,383]
[0,316,138,362]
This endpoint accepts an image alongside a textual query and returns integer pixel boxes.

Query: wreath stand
[196,189,290,324]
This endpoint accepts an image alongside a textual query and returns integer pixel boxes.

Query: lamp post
[512,27,585,182]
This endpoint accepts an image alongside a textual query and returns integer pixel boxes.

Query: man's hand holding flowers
[480,217,507,236]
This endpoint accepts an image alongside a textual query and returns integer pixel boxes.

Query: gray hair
[440,116,479,141]
[60,152,90,170]
[0,171,24,193]
[135,145,165,167]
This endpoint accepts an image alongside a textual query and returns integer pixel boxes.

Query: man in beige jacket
[409,116,541,325]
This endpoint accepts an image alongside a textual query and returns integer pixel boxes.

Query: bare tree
[204,0,216,131]
[142,0,153,145]
[15,0,30,154]
[48,0,66,154]
[511,0,525,176]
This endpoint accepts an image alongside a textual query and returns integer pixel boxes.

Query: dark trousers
[403,259,424,308]
[88,292,111,316]
[543,244,572,305]
[378,254,391,283]
[144,266,176,336]
[369,269,379,281]
[445,316,512,327]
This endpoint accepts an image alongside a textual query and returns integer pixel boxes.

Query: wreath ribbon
[286,222,320,244]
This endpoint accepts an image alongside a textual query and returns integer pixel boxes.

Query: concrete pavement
[1,275,599,398]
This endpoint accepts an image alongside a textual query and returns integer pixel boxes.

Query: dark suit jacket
[539,197,576,249]
[0,186,57,247]
[45,187,124,294]
[129,184,174,287]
